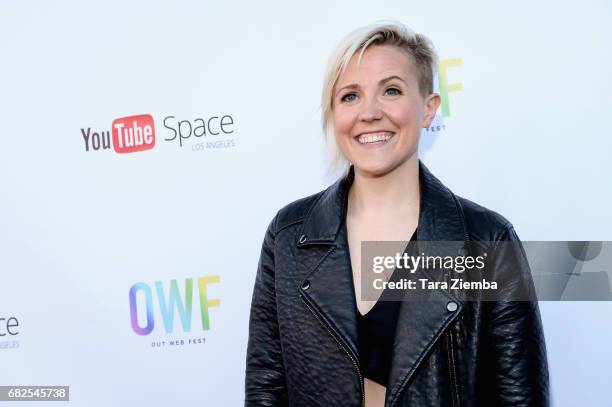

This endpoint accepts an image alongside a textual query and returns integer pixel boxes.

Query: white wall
[1,1,610,405]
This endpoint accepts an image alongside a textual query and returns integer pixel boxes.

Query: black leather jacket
[245,161,549,406]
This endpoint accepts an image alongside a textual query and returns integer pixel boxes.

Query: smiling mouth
[355,131,395,145]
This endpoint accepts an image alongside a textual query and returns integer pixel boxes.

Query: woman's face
[332,45,440,176]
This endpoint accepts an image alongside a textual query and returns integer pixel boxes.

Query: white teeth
[357,132,393,144]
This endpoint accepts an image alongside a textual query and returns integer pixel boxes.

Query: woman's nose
[359,97,383,122]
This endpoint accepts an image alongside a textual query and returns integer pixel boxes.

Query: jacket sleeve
[245,215,289,406]
[482,224,550,406]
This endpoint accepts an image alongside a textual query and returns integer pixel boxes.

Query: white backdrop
[1,1,611,406]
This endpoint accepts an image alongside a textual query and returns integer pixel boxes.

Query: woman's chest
[346,216,418,316]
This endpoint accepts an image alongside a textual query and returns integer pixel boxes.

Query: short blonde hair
[321,20,439,177]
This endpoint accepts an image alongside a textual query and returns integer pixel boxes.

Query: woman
[245,21,549,407]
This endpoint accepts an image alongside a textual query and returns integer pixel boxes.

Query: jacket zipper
[389,327,460,406]
[299,294,365,407]
[445,331,460,407]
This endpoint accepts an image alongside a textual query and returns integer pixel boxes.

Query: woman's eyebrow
[335,75,407,96]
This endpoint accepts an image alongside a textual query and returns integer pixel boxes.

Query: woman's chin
[352,160,396,177]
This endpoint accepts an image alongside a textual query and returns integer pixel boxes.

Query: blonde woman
[245,21,548,407]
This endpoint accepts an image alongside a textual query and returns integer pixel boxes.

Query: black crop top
[357,228,418,387]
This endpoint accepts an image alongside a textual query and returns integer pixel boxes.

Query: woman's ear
[422,93,441,128]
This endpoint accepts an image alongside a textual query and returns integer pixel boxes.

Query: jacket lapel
[385,161,466,405]
[296,161,467,404]
[296,170,360,360]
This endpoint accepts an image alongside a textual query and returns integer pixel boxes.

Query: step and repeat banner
[1,1,611,406]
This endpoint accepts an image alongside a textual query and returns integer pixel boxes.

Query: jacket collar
[296,160,467,404]
[298,160,468,245]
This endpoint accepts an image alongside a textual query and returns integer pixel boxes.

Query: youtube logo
[112,114,155,153]
[81,114,156,154]
[81,111,238,154]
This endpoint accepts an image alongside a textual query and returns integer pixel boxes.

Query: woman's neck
[347,156,421,219]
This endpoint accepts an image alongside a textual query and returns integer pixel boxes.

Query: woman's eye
[386,87,401,96]
[341,93,357,103]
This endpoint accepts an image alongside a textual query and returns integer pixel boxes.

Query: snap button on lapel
[446,301,458,312]
[301,280,310,290]
[298,234,307,244]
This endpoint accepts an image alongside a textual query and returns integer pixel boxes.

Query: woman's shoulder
[267,189,327,236]
[453,194,520,242]
[421,161,521,242]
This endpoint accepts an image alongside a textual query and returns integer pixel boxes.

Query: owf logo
[81,114,156,153]
[129,276,220,336]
